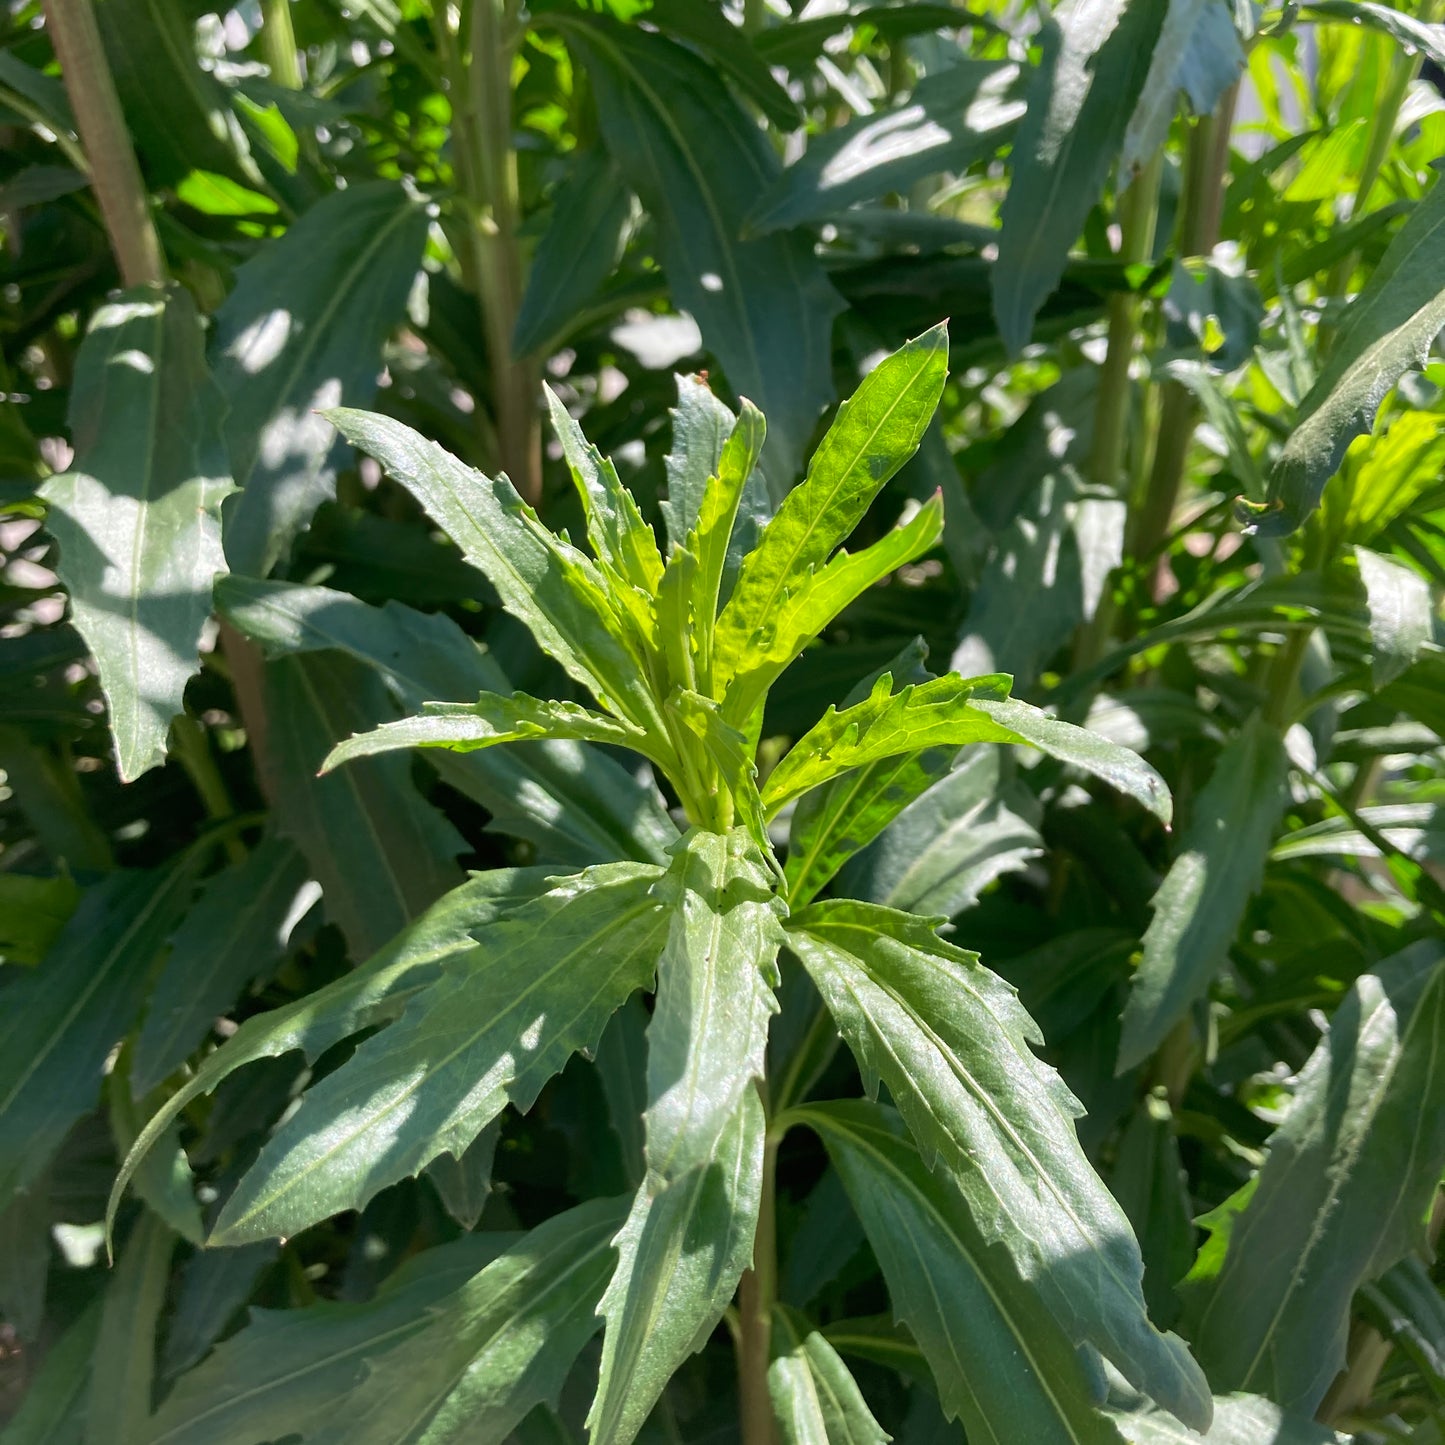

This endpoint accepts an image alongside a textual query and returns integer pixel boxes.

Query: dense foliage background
[2,0,1445,1440]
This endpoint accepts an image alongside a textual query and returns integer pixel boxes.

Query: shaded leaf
[425,1119,500,1231]
[0,1297,100,1445]
[1359,1255,1445,1398]
[160,1242,279,1379]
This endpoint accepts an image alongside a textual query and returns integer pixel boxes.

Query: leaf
[160,1242,279,1378]
[768,1303,890,1445]
[514,149,634,358]
[263,651,466,959]
[0,863,197,1204]
[1355,544,1433,687]
[713,325,950,694]
[559,16,846,482]
[324,407,660,729]
[787,903,1212,1431]
[1359,1254,1445,1398]
[793,1100,1132,1442]
[748,62,1024,234]
[133,836,312,1093]
[215,576,676,865]
[1185,941,1445,1414]
[321,693,656,772]
[588,830,784,1443]
[662,374,740,549]
[993,0,1169,353]
[109,867,553,1241]
[0,1178,49,1342]
[1255,177,1445,535]
[1302,0,1445,68]
[211,862,667,1243]
[215,182,429,574]
[425,1119,499,1231]
[109,1063,204,1244]
[1110,1393,1346,1443]
[38,286,235,781]
[1119,715,1292,1070]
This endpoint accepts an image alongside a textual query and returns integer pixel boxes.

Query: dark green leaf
[1359,1255,1445,1398]
[425,1120,499,1231]
[89,1214,172,1445]
[0,1298,100,1445]
[161,1242,279,1379]
[768,1303,889,1445]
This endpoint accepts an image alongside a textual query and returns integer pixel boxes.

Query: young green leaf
[1185,940,1445,1413]
[1355,544,1433,687]
[787,902,1212,1430]
[38,287,235,781]
[768,1303,889,1445]
[211,863,668,1244]
[1119,715,1291,1070]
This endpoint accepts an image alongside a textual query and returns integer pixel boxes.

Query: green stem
[170,715,246,866]
[737,1116,778,1445]
[259,0,303,91]
[44,0,165,287]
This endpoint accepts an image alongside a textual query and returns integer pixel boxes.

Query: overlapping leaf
[768,1303,888,1445]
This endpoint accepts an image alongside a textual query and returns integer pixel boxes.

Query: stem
[171,715,246,865]
[44,0,165,287]
[737,1119,778,1445]
[259,0,303,91]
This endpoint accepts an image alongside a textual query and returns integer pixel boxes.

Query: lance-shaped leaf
[322,693,657,773]
[760,671,1017,817]
[1185,940,1445,1414]
[109,867,554,1243]
[667,691,772,854]
[211,863,668,1244]
[216,182,428,575]
[215,576,676,865]
[1302,0,1445,66]
[0,862,198,1204]
[721,495,944,733]
[993,0,1169,353]
[1355,544,1433,687]
[325,408,660,729]
[713,325,949,693]
[1119,715,1291,1070]
[787,903,1211,1431]
[1359,1254,1445,1399]
[792,1101,1132,1443]
[748,61,1025,234]
[560,16,844,483]
[1110,1393,1346,1443]
[589,830,785,1444]
[768,1303,889,1445]
[1255,177,1445,535]
[148,1199,625,1445]
[38,286,235,781]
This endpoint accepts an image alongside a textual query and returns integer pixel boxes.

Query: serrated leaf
[89,1214,172,1445]
[769,1303,890,1445]
[109,867,552,1241]
[794,1101,1132,1443]
[133,835,312,1093]
[787,903,1212,1431]
[1355,544,1433,687]
[211,863,667,1244]
[216,182,428,574]
[1185,940,1445,1413]
[215,576,676,865]
[38,287,235,781]
[1119,715,1291,1070]
[666,690,772,853]
[1256,177,1445,535]
[263,651,466,958]
[425,1119,499,1231]
[748,62,1024,234]
[0,863,197,1204]
[589,830,784,1444]
[560,16,845,483]
[993,0,1169,353]
[713,326,950,694]
[324,408,661,729]
[1110,1392,1346,1443]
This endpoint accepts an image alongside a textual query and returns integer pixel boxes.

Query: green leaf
[589,829,784,1444]
[760,671,1017,818]
[0,872,79,966]
[160,1242,279,1379]
[109,867,553,1242]
[1110,1393,1346,1443]
[666,690,772,854]
[215,576,676,865]
[1302,0,1445,68]
[133,835,312,1093]
[748,62,1024,234]
[993,0,1169,353]
[1255,177,1445,535]
[1185,941,1445,1413]
[38,287,235,781]
[713,326,950,693]
[559,16,846,482]
[216,182,428,575]
[262,651,466,959]
[321,693,656,772]
[0,863,198,1204]
[0,1297,100,1445]
[109,1062,204,1244]
[211,862,667,1243]
[792,1100,1133,1442]
[514,149,634,358]
[768,1303,890,1445]
[1355,544,1433,687]
[1360,1254,1445,1400]
[721,495,944,733]
[787,903,1211,1431]
[0,1180,48,1343]
[149,1199,624,1445]
[1119,715,1291,1070]
[425,1120,499,1232]
[324,407,660,729]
